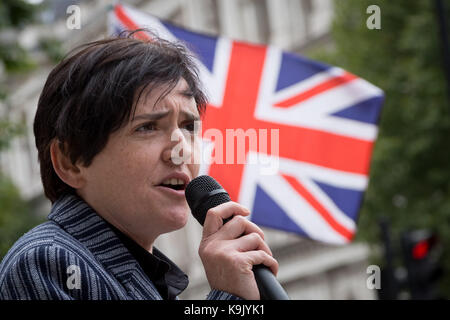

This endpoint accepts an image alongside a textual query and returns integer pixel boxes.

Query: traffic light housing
[401,230,443,299]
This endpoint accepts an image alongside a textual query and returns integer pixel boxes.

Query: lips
[156,172,190,192]
[160,178,185,190]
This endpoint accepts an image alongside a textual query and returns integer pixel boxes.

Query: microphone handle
[223,217,289,300]
[253,264,290,300]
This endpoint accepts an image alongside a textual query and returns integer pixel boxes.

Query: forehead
[134,78,197,115]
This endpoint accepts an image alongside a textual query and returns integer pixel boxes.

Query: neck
[77,192,156,253]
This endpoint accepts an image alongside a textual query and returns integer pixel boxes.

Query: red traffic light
[412,240,430,259]
[411,235,437,260]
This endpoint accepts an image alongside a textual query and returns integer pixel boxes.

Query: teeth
[162,178,184,185]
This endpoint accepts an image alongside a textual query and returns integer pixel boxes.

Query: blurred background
[0,0,449,299]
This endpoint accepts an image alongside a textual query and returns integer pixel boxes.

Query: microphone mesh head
[185,175,231,226]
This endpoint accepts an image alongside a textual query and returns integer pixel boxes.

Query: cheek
[189,163,200,179]
[123,148,160,180]
[95,145,155,185]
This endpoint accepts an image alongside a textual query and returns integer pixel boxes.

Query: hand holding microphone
[186,175,290,300]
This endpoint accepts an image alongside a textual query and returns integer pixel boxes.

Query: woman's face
[77,78,201,248]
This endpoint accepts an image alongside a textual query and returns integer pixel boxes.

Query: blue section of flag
[313,180,364,221]
[276,52,330,92]
[251,186,309,237]
[161,21,217,72]
[331,96,384,124]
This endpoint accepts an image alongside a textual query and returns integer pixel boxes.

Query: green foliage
[0,0,41,73]
[0,1,45,259]
[0,117,41,260]
[0,119,26,151]
[39,37,65,63]
[0,42,36,73]
[0,118,42,259]
[0,174,43,258]
[0,0,38,29]
[309,0,450,297]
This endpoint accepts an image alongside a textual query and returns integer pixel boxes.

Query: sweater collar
[48,193,167,299]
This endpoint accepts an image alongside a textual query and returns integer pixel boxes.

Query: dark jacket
[0,194,238,300]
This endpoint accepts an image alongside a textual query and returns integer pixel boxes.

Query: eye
[184,122,195,132]
[182,120,198,133]
[136,122,156,133]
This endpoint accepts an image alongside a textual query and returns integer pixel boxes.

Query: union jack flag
[109,4,384,244]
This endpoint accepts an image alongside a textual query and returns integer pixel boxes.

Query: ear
[50,139,86,189]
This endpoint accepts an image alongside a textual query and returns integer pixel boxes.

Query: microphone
[185,175,290,300]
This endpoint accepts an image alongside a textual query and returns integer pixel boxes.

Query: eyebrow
[179,88,194,98]
[131,110,200,122]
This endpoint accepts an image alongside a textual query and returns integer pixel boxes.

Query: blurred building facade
[0,0,376,299]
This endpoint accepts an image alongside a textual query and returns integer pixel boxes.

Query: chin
[164,207,189,231]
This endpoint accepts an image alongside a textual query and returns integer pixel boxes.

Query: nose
[162,128,194,166]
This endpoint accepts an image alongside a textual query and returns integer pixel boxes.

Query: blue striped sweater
[0,194,239,300]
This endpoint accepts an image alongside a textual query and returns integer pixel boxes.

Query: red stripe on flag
[114,5,151,41]
[275,123,374,175]
[275,72,358,108]
[204,106,374,175]
[281,173,354,242]
[206,42,268,201]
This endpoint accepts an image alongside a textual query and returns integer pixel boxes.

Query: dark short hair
[33,30,207,203]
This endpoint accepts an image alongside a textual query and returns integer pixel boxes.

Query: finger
[244,251,279,276]
[217,215,265,241]
[202,202,250,238]
[232,232,273,257]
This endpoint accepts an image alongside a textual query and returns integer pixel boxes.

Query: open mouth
[158,179,187,191]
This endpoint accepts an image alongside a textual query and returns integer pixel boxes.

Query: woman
[0,31,278,300]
